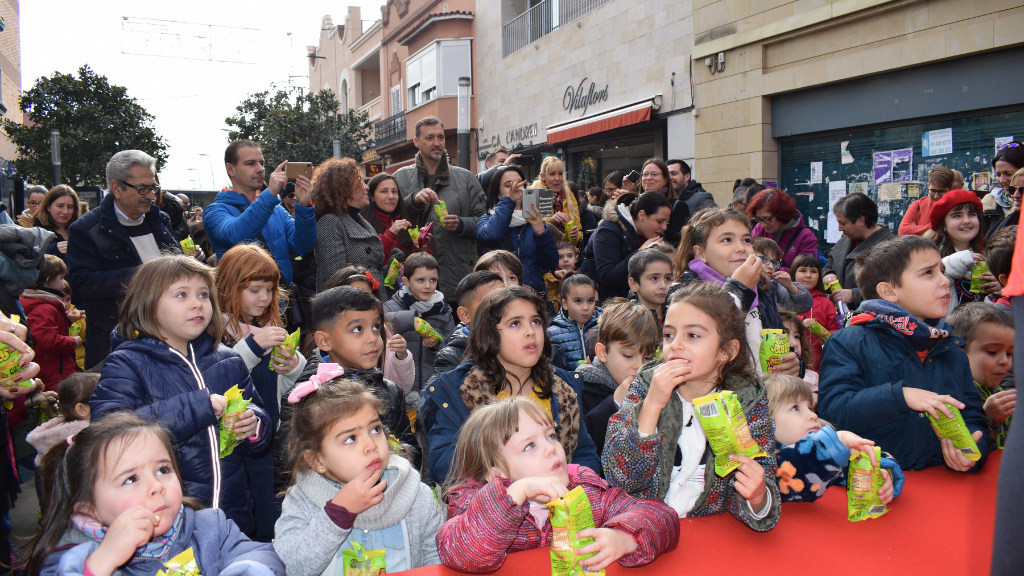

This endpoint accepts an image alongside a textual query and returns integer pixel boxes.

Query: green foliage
[225,86,374,168]
[2,65,167,189]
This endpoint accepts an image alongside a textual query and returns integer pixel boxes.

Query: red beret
[929,189,983,232]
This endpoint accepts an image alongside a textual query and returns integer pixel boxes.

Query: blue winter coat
[91,332,272,533]
[425,360,602,483]
[546,308,601,371]
[580,202,641,300]
[817,316,991,472]
[41,507,285,576]
[202,190,315,283]
[475,196,560,295]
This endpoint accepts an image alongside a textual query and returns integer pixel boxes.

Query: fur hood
[601,200,635,234]
[26,417,89,466]
[458,366,581,461]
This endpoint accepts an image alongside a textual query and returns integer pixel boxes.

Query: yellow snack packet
[548,485,604,576]
[759,329,789,373]
[561,188,581,243]
[341,541,385,576]
[384,258,402,288]
[219,385,252,458]
[0,343,28,392]
[155,546,201,576]
[269,328,301,370]
[433,200,449,221]
[414,317,443,341]
[180,237,197,257]
[847,447,887,522]
[694,390,768,477]
[823,279,842,293]
[970,261,990,294]
[69,320,84,337]
[807,320,830,341]
[926,403,981,461]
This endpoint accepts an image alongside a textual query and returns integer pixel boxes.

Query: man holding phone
[202,139,316,285]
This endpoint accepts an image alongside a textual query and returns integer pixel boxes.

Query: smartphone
[522,188,555,219]
[285,162,313,181]
[626,170,641,184]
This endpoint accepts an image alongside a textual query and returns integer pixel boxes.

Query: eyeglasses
[752,214,775,225]
[756,254,782,268]
[286,193,295,199]
[119,181,160,195]
[1005,185,1022,196]
[927,188,947,196]
[641,172,662,178]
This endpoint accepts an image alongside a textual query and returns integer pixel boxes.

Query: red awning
[546,100,654,145]
[385,159,415,174]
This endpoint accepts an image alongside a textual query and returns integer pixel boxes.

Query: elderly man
[67,150,180,368]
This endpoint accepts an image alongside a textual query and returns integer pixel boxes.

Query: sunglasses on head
[999,142,1023,151]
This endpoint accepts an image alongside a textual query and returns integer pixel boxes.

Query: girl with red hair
[747,188,818,271]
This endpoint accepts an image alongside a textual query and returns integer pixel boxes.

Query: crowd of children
[15,177,1017,576]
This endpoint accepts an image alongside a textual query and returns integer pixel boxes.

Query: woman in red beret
[929,189,997,314]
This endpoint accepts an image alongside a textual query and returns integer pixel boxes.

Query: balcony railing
[503,0,611,57]
[374,112,407,148]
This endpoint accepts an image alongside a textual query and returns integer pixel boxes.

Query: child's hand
[87,505,160,576]
[422,336,441,349]
[612,375,633,405]
[984,389,1016,422]
[271,350,300,375]
[772,352,800,376]
[879,469,895,505]
[506,476,568,505]
[210,394,227,417]
[942,431,984,472]
[253,326,288,351]
[830,289,854,304]
[729,454,768,511]
[773,270,796,292]
[66,309,86,323]
[332,467,387,514]
[575,528,638,570]
[836,431,877,462]
[233,409,258,439]
[801,318,816,330]
[387,334,408,360]
[902,388,964,419]
[731,255,762,290]
[643,359,690,413]
[554,269,572,280]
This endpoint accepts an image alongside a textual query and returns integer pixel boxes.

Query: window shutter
[391,85,401,115]
[420,45,437,94]
[440,41,471,97]
[406,55,421,93]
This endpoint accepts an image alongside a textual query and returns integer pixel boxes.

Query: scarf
[489,205,527,228]
[72,506,185,562]
[849,300,950,352]
[20,287,66,304]
[397,285,449,317]
[687,258,759,308]
[576,358,619,395]
[415,150,451,191]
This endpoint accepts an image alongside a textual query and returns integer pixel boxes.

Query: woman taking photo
[361,172,428,262]
[34,185,81,259]
[747,187,817,271]
[476,166,560,296]
[580,191,672,299]
[311,158,385,291]
[642,157,690,246]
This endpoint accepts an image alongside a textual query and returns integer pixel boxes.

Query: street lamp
[50,129,61,186]
[199,153,215,190]
[187,168,203,189]
[333,138,342,159]
[457,77,471,170]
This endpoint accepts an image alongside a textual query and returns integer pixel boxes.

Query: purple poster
[873,152,892,184]
[891,148,913,182]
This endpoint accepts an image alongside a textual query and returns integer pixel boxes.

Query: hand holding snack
[507,476,568,505]
[848,447,888,521]
[942,432,984,471]
[728,454,767,510]
[232,409,257,439]
[270,328,301,370]
[442,214,460,231]
[331,467,387,514]
[637,359,690,434]
[575,528,638,571]
[878,469,895,504]
[389,219,412,235]
[254,326,288,351]
[210,394,227,417]
[219,385,252,458]
[422,336,442,349]
[903,388,963,419]
[694,391,768,477]
[384,258,403,288]
[773,270,796,291]
[272,349,300,375]
[415,188,440,206]
[731,255,762,290]
[67,309,86,323]
[984,389,1016,422]
[822,273,839,286]
[86,506,160,576]
[836,430,877,463]
[830,289,854,304]
[387,333,408,360]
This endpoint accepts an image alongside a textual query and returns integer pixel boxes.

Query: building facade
[0,0,21,212]
[692,0,1024,244]
[475,0,695,189]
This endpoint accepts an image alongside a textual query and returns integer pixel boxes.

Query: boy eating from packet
[818,235,991,471]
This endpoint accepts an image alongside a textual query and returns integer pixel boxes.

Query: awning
[546,99,656,145]
[385,158,415,174]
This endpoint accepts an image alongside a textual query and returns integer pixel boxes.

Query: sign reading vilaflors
[563,78,609,117]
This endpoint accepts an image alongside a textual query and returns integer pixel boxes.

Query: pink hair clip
[66,435,74,446]
[287,363,345,403]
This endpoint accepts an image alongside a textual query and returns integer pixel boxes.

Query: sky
[21,0,385,191]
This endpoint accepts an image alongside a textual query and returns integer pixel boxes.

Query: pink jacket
[437,465,679,573]
[26,417,89,466]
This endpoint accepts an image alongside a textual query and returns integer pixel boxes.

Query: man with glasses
[898,166,955,236]
[16,185,47,227]
[67,149,182,368]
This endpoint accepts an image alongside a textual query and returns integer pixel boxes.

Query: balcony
[375,112,407,149]
[503,0,612,57]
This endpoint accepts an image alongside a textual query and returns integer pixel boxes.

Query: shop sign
[563,77,609,117]
[365,163,383,177]
[479,122,540,152]
[362,149,381,163]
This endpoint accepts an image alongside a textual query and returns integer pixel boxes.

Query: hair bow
[287,363,345,403]
[364,271,380,291]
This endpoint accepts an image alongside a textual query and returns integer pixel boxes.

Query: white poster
[996,136,1014,155]
[922,128,953,157]
[827,180,847,243]
[810,162,823,184]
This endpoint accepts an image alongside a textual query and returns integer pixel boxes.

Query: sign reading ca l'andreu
[563,78,608,117]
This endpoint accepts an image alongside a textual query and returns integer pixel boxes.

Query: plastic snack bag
[341,541,385,576]
[847,447,887,522]
[970,261,991,294]
[414,317,443,341]
[759,329,790,373]
[0,343,27,392]
[219,385,252,459]
[693,390,768,477]
[548,485,604,576]
[807,320,830,341]
[384,258,403,288]
[69,320,84,337]
[269,328,301,370]
[433,200,449,221]
[824,279,842,293]
[926,403,982,461]
[155,547,201,576]
[560,188,581,243]
[180,237,197,257]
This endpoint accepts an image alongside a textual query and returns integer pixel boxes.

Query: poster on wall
[922,128,953,157]
[848,182,870,196]
[827,180,847,243]
[810,162,823,184]
[873,152,893,184]
[763,180,778,189]
[841,141,854,164]
[973,172,991,191]
[879,183,903,201]
[907,183,920,198]
[891,148,913,182]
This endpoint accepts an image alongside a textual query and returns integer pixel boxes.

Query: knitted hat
[929,189,983,231]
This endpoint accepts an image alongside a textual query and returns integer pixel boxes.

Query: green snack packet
[433,200,448,220]
[548,485,604,576]
[384,258,402,288]
[180,237,197,257]
[847,446,887,522]
[219,385,252,459]
[269,328,301,370]
[414,317,443,341]
[807,320,830,341]
[693,390,768,477]
[69,320,84,337]
[155,547,201,576]
[0,343,27,391]
[824,279,842,293]
[926,403,981,461]
[970,261,990,293]
[759,329,789,373]
[341,541,385,576]
[408,226,420,244]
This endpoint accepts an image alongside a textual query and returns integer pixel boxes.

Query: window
[406,44,437,108]
[439,40,471,97]
[340,80,349,112]
[404,40,472,108]
[391,84,402,116]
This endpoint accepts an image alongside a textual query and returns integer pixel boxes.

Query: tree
[3,65,168,189]
[225,85,374,168]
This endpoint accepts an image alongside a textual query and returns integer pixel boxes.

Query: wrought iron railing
[374,112,407,148]
[503,0,612,57]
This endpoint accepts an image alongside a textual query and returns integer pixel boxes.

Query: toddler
[547,274,602,370]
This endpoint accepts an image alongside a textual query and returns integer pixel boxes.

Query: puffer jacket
[581,201,642,300]
[546,308,601,371]
[202,190,316,284]
[433,323,469,376]
[19,289,78,389]
[90,332,271,534]
[425,360,601,483]
[383,291,456,399]
[475,196,560,295]
[395,152,486,297]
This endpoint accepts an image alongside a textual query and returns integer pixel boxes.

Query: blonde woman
[530,156,581,241]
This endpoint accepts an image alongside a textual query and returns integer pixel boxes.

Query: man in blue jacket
[67,150,181,368]
[202,140,315,283]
